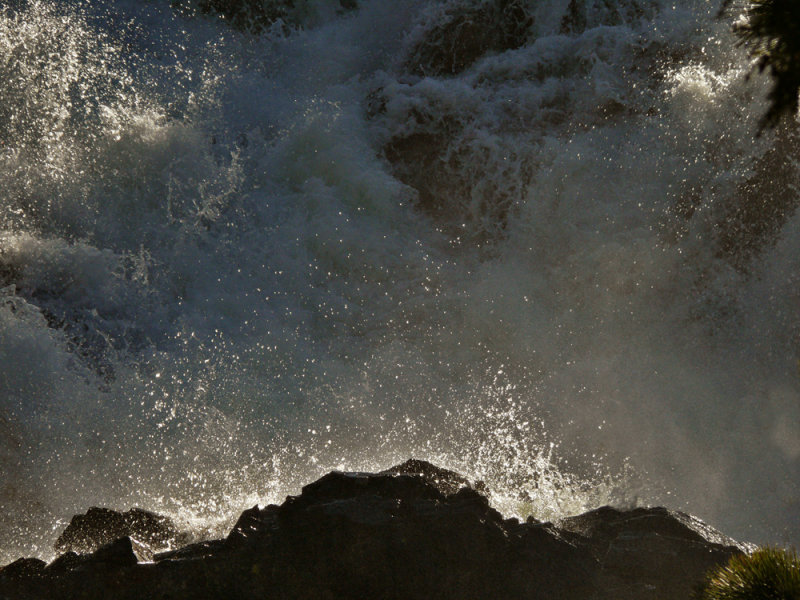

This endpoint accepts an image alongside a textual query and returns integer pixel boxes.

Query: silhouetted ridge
[0,460,750,600]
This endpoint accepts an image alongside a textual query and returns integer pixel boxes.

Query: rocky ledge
[0,459,750,600]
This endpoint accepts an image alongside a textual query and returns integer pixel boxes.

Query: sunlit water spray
[1,0,799,565]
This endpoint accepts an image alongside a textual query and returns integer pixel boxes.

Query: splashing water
[1,0,799,564]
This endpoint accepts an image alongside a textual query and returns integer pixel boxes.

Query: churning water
[1,0,799,563]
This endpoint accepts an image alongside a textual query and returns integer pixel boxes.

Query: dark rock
[231,463,593,599]
[225,503,280,550]
[373,78,525,242]
[44,538,139,575]
[381,457,485,496]
[154,539,228,562]
[0,460,751,600]
[55,506,183,559]
[405,0,533,77]
[381,114,521,241]
[560,506,748,600]
[291,469,446,506]
[190,0,292,33]
[44,551,83,574]
[560,0,649,36]
[0,557,45,579]
[0,558,47,600]
[172,0,359,34]
[87,537,138,569]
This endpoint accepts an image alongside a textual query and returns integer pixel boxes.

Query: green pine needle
[698,547,800,600]
[723,0,800,130]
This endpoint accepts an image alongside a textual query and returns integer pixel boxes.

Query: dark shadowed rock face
[381,457,488,495]
[378,110,525,243]
[560,506,751,600]
[559,0,650,35]
[54,506,185,560]
[193,0,291,33]
[222,464,594,599]
[0,558,45,580]
[46,537,138,575]
[171,0,359,33]
[0,460,749,600]
[405,0,533,77]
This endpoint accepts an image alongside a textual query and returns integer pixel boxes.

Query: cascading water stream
[0,0,798,564]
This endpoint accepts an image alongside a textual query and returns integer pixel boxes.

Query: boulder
[560,0,649,35]
[560,506,750,600]
[0,558,47,600]
[87,537,139,569]
[380,115,520,241]
[0,557,45,580]
[43,537,138,575]
[54,506,184,560]
[405,0,533,77]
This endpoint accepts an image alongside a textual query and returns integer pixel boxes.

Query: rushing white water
[1,0,799,563]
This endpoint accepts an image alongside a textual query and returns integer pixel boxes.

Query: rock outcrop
[560,506,751,600]
[404,0,533,77]
[0,459,750,600]
[54,507,185,561]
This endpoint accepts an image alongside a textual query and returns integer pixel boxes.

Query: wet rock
[88,537,139,569]
[0,558,47,600]
[44,551,83,575]
[1,460,749,600]
[560,505,748,600]
[291,468,446,506]
[223,461,593,599]
[55,506,184,559]
[187,0,292,33]
[153,539,228,562]
[223,503,280,549]
[372,71,528,242]
[0,557,46,579]
[560,0,649,35]
[405,0,533,77]
[381,113,522,242]
[172,0,359,33]
[381,457,483,495]
[43,538,138,575]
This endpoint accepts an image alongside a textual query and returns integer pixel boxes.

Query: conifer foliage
[697,547,800,600]
[724,0,800,130]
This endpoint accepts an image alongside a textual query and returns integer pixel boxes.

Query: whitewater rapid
[1,0,798,563]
